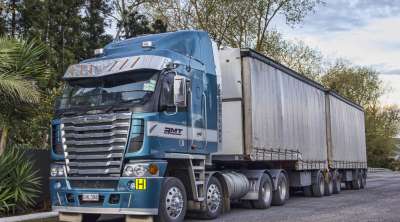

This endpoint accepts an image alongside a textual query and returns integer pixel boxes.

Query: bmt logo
[164,127,183,135]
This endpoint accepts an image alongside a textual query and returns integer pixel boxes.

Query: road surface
[42,171,400,222]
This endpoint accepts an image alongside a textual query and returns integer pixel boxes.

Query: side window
[159,72,175,111]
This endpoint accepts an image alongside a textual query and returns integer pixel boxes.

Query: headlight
[123,163,159,177]
[50,165,65,177]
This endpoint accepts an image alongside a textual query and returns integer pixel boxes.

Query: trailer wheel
[312,171,324,197]
[203,176,223,219]
[360,170,367,189]
[155,177,187,222]
[324,173,333,196]
[82,214,100,222]
[252,173,273,209]
[352,171,361,190]
[332,171,341,194]
[272,173,289,206]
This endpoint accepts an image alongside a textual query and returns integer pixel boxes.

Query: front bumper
[53,206,157,215]
[50,177,163,215]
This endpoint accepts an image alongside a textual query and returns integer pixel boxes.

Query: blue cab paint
[50,31,219,216]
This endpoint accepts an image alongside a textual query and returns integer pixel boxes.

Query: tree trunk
[0,127,9,156]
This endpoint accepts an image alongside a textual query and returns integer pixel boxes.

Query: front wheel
[155,177,187,222]
[203,177,223,219]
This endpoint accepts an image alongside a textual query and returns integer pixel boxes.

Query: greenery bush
[0,148,41,215]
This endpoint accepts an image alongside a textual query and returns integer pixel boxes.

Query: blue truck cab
[50,31,222,222]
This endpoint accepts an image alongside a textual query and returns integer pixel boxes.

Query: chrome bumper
[53,206,158,215]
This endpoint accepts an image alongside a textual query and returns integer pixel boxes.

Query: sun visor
[63,55,171,79]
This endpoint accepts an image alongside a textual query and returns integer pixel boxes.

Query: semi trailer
[50,30,367,222]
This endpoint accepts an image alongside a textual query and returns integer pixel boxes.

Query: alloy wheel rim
[165,186,184,219]
[263,182,272,203]
[207,183,222,213]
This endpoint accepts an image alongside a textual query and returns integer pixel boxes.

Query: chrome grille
[61,112,132,177]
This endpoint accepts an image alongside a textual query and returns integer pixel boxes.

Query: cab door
[188,69,206,152]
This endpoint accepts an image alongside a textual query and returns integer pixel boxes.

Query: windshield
[56,70,159,111]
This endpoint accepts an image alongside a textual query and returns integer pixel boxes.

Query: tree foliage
[322,61,400,167]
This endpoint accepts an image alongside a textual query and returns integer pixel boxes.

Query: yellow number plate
[135,178,147,190]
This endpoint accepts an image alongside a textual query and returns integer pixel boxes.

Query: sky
[272,0,400,106]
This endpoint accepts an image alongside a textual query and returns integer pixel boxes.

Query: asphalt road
[49,171,400,222]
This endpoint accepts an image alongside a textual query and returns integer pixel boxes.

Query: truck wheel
[324,173,333,196]
[312,171,324,197]
[352,171,361,190]
[82,214,100,222]
[204,176,223,219]
[155,177,187,222]
[252,173,273,209]
[332,171,341,194]
[272,173,289,206]
[360,171,367,189]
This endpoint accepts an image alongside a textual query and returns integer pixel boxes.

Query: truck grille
[61,112,132,177]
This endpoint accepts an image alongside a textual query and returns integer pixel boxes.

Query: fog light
[127,181,135,190]
[109,194,120,204]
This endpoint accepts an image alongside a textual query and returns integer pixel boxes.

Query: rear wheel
[332,171,341,194]
[155,177,187,222]
[272,172,289,206]
[352,171,361,190]
[312,171,324,197]
[324,172,333,196]
[252,174,273,209]
[360,170,367,189]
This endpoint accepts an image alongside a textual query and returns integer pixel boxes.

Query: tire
[360,171,367,189]
[82,214,100,222]
[324,173,333,196]
[303,186,313,197]
[202,176,223,219]
[312,171,324,197]
[332,171,341,194]
[252,174,273,209]
[272,172,289,206]
[155,177,187,222]
[352,171,361,190]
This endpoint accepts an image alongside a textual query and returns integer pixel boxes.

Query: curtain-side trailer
[50,31,367,222]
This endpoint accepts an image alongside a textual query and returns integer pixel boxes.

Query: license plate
[82,193,99,201]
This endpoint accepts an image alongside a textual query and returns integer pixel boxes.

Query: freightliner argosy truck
[50,30,367,222]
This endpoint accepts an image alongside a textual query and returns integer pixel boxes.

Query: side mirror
[173,75,187,107]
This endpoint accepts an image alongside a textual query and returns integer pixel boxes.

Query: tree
[365,105,400,167]
[0,38,51,155]
[114,0,167,39]
[81,0,113,58]
[259,30,323,80]
[146,0,321,48]
[322,61,400,168]
[321,60,383,107]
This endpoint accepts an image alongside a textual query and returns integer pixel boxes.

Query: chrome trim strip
[63,123,129,132]
[53,206,158,215]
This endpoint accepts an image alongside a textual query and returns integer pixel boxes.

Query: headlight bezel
[122,163,159,177]
[50,164,65,177]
